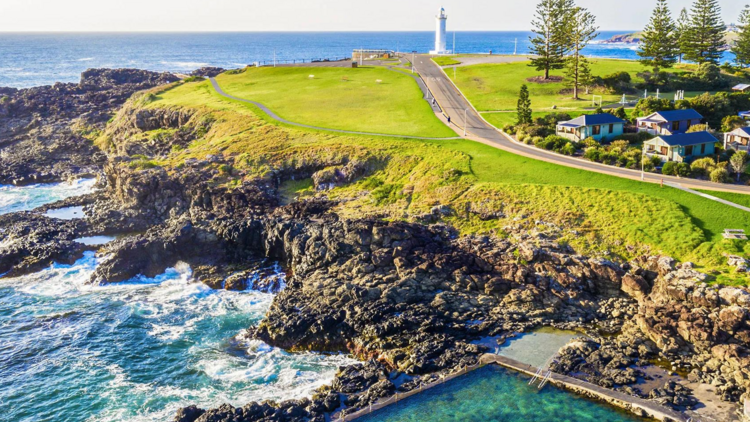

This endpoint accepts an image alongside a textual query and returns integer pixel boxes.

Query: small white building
[430,8,451,55]
[725,127,750,153]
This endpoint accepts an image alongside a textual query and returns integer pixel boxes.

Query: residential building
[739,111,750,122]
[555,113,626,142]
[725,127,750,153]
[643,131,717,163]
[732,84,750,92]
[636,109,703,136]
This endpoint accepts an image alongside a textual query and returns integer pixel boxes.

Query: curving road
[209,78,461,141]
[411,55,750,196]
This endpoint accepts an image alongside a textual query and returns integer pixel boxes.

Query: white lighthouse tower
[430,7,449,55]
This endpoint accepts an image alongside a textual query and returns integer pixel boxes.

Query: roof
[731,127,750,137]
[644,109,703,122]
[558,113,626,127]
[653,131,717,147]
[739,111,750,117]
[733,84,750,91]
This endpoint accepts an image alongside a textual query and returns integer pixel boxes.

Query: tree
[614,106,628,120]
[675,8,691,63]
[579,58,593,94]
[638,0,679,74]
[517,84,533,125]
[683,0,726,65]
[564,7,599,100]
[722,115,746,132]
[730,150,749,182]
[529,0,574,79]
[733,5,750,68]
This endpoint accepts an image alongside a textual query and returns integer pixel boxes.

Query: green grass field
[452,59,707,112]
[432,57,462,66]
[209,66,455,138]
[115,75,750,284]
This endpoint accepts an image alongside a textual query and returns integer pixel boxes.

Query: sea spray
[0,252,356,422]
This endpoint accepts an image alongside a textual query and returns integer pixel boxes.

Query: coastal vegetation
[95,77,750,283]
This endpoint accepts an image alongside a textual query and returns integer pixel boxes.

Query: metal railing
[252,57,350,67]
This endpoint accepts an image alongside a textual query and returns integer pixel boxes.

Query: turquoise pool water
[358,366,642,422]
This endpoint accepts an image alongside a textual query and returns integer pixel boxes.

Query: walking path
[208,78,461,141]
[411,54,750,197]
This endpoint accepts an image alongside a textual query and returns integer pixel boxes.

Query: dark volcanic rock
[0,68,179,185]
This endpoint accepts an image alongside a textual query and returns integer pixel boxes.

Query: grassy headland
[211,66,455,138]
[93,71,750,284]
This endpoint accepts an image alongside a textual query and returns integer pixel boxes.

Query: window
[592,125,601,135]
[672,121,680,131]
[687,120,692,129]
[609,124,614,133]
[648,144,655,152]
[660,146,668,155]
[701,144,706,154]
[685,145,693,156]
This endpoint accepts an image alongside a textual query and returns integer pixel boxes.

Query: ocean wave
[0,178,97,216]
[159,61,209,69]
[77,57,95,61]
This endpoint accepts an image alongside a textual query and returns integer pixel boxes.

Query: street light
[641,148,645,181]
[464,108,468,137]
[412,51,416,74]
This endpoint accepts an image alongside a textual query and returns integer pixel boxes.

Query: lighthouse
[430,7,449,55]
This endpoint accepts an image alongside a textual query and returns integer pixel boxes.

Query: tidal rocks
[0,68,179,185]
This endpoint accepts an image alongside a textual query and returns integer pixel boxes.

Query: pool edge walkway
[482,354,692,422]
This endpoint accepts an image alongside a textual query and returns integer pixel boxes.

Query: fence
[332,361,486,422]
[252,57,350,67]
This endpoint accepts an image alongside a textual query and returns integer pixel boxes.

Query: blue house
[643,131,716,163]
[556,113,626,142]
[636,109,703,136]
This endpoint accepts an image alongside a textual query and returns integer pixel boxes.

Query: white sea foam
[77,57,95,61]
[0,178,97,216]
[160,61,209,69]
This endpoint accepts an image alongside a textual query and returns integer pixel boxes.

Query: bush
[613,106,628,120]
[696,63,722,86]
[691,157,717,177]
[722,115,746,133]
[583,137,600,148]
[609,140,630,153]
[686,124,709,133]
[561,143,577,156]
[710,167,730,183]
[676,163,691,177]
[584,147,603,162]
[634,97,674,117]
[503,124,517,134]
[517,134,529,143]
[601,71,632,93]
[218,164,233,176]
[530,136,544,145]
[613,132,655,143]
[661,161,677,176]
[650,156,662,168]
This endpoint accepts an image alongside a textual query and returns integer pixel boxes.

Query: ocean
[0,31,729,89]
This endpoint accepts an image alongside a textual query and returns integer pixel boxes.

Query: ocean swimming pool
[358,365,642,422]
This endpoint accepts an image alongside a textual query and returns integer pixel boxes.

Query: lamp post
[412,51,416,74]
[641,148,645,181]
[464,108,468,137]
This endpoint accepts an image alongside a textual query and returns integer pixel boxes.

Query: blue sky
[0,0,745,32]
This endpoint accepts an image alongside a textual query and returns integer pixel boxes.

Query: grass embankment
[210,66,455,138]
[105,76,750,284]
[453,59,709,113]
[432,57,462,66]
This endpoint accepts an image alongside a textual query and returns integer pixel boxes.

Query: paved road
[209,78,460,141]
[411,55,750,195]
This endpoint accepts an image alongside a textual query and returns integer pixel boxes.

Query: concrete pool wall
[333,354,692,422]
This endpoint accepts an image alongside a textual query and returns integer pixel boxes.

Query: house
[725,127,750,153]
[732,84,750,92]
[643,131,717,163]
[739,111,750,122]
[636,109,703,136]
[555,113,626,142]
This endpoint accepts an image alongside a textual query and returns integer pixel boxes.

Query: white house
[636,109,703,136]
[725,127,750,153]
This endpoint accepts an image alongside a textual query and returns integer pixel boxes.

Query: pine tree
[564,7,599,100]
[529,0,574,79]
[733,5,750,68]
[683,0,726,65]
[638,0,679,74]
[579,58,593,94]
[517,85,533,125]
[675,8,690,63]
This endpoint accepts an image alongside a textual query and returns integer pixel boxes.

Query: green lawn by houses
[131,74,750,284]
[452,59,707,113]
[211,66,456,138]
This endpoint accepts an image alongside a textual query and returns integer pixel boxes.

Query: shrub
[218,164,233,176]
[583,137,600,148]
[695,63,722,86]
[542,135,569,151]
[584,147,602,162]
[650,156,662,168]
[710,167,730,183]
[561,143,577,156]
[676,163,691,177]
[503,124,517,134]
[686,124,709,133]
[182,76,205,83]
[722,115,746,133]
[661,161,677,176]
[634,97,674,117]
[517,134,529,143]
[691,157,717,177]
[614,131,655,143]
[609,140,630,153]
[530,136,544,145]
[601,71,632,93]
[613,106,628,120]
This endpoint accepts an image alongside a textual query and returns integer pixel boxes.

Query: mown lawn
[432,57,462,66]
[453,59,706,112]
[132,77,750,283]
[208,66,455,138]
